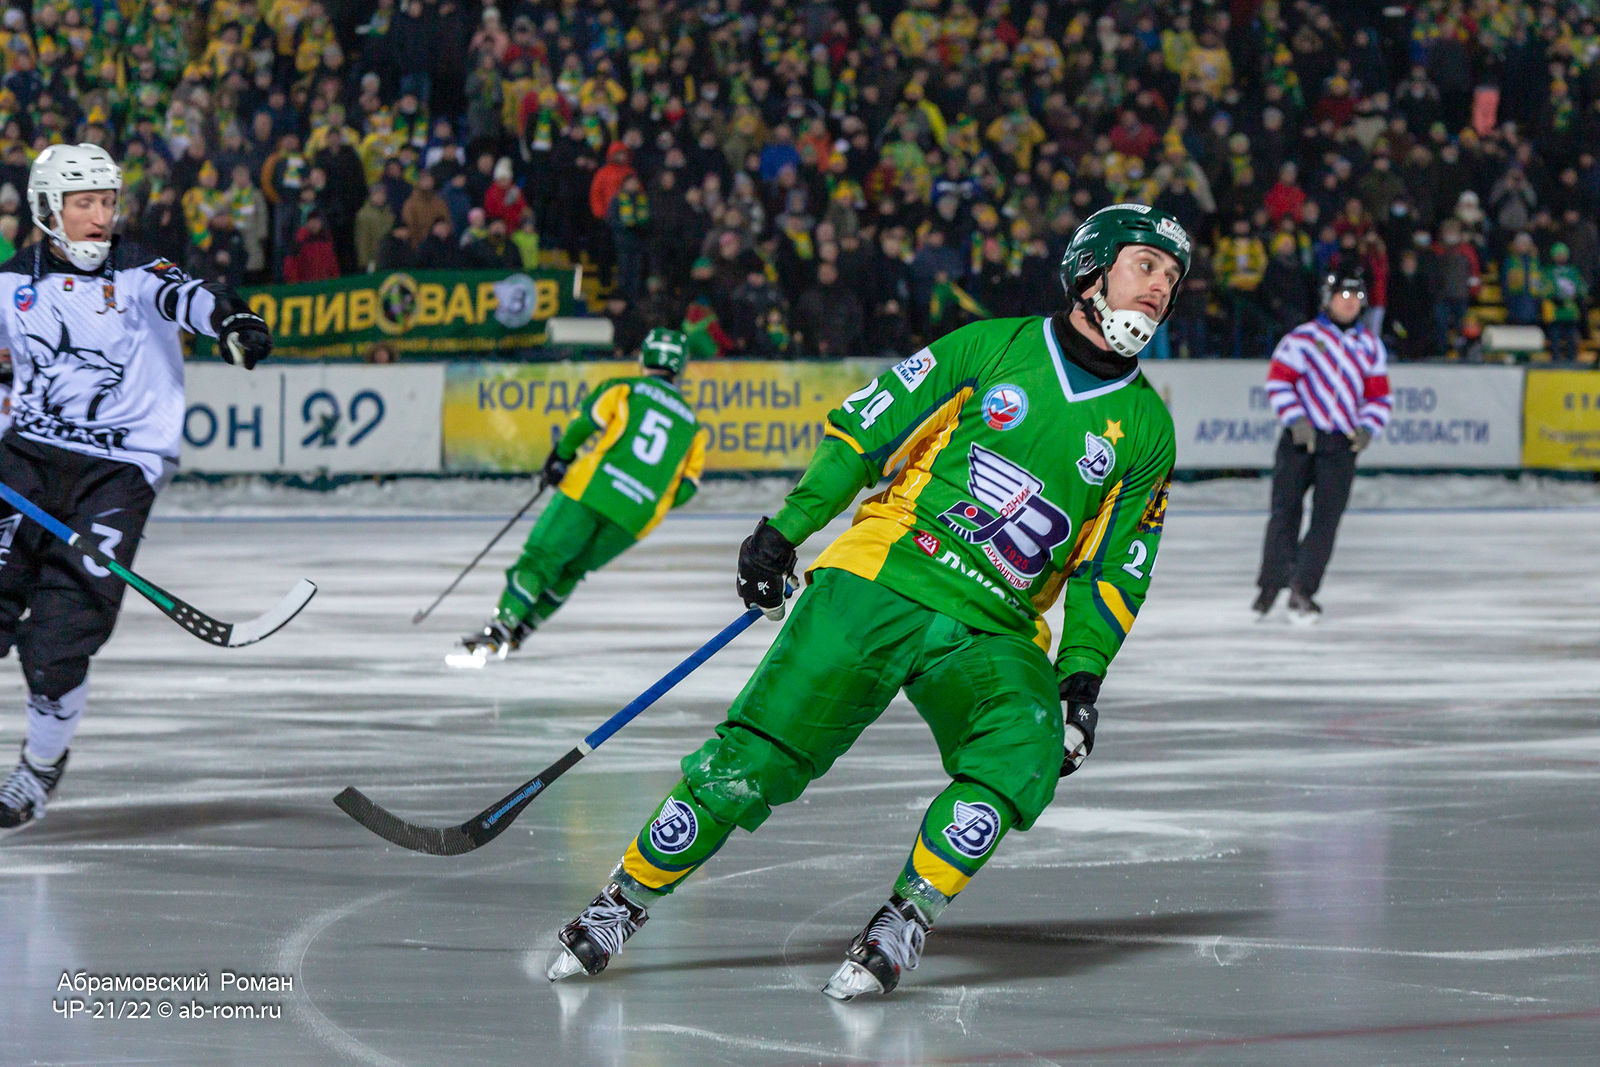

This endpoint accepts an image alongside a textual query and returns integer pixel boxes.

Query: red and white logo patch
[913,530,940,555]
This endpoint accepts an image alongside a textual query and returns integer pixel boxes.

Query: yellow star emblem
[1103,419,1125,445]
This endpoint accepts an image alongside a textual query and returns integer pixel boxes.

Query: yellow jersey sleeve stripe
[1095,579,1136,632]
[560,385,631,499]
[824,423,866,453]
[1066,478,1123,570]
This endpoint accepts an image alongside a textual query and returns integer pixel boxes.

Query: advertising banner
[1141,362,1524,469]
[443,359,884,473]
[1522,370,1600,470]
[182,363,444,473]
[193,269,577,360]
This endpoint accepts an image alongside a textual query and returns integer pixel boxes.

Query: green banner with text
[195,268,577,360]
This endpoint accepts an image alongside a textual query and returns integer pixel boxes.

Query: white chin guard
[54,235,112,271]
[1091,292,1158,358]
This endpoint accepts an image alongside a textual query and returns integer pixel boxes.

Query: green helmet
[1059,203,1192,323]
[640,327,688,377]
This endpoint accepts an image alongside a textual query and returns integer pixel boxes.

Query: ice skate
[545,882,650,980]
[821,895,931,1001]
[446,616,531,669]
[1287,590,1322,624]
[0,746,69,830]
[1251,587,1280,621]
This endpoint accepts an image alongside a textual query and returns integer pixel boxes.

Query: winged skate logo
[943,801,1002,858]
[1077,431,1116,485]
[15,309,129,451]
[648,797,698,855]
[937,445,1072,590]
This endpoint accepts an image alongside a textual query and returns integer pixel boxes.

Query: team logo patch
[62,277,74,291]
[982,384,1028,430]
[913,530,940,555]
[943,801,1002,859]
[1077,431,1116,485]
[14,285,34,311]
[1138,476,1169,533]
[648,797,698,855]
[939,445,1073,590]
[892,349,936,393]
[1155,216,1191,254]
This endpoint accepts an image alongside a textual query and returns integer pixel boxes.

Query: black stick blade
[332,787,481,856]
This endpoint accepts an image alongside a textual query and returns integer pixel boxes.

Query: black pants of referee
[1256,427,1357,599]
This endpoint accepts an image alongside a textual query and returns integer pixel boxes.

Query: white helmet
[28,143,123,270]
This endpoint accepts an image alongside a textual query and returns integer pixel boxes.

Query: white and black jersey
[0,242,223,488]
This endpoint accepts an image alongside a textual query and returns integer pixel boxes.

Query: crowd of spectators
[1,0,1598,361]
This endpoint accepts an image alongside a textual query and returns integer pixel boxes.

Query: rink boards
[180,360,1591,474]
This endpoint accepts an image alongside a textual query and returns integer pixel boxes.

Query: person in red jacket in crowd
[284,212,340,282]
[484,157,526,230]
[1264,162,1307,225]
[589,143,633,222]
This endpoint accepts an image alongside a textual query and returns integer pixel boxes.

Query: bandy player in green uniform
[545,205,1190,999]
[455,329,708,665]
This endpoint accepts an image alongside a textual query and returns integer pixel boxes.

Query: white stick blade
[226,579,318,646]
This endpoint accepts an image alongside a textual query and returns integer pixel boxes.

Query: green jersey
[554,375,709,538]
[772,316,1176,681]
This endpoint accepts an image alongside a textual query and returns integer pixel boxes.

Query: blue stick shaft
[583,605,763,750]
[0,480,79,545]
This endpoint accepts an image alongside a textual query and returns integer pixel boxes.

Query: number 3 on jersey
[632,410,673,465]
[842,380,894,429]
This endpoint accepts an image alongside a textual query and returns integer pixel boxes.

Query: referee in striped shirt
[1253,261,1392,622]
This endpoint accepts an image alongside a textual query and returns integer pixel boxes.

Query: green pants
[687,567,1063,830]
[496,492,637,628]
[615,568,1064,917]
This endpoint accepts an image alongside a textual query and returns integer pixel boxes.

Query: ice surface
[2,474,1598,1065]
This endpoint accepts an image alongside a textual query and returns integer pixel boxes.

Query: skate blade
[1287,612,1320,627]
[821,960,885,1001]
[545,946,587,982]
[445,648,492,669]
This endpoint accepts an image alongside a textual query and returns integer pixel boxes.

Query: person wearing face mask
[0,143,270,829]
[543,204,1191,1001]
[1252,260,1392,623]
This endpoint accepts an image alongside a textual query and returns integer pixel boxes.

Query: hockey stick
[411,479,550,624]
[0,479,315,648]
[336,602,768,855]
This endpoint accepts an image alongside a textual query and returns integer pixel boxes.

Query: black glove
[217,311,272,369]
[542,451,570,487]
[1289,419,1316,453]
[737,517,797,620]
[1059,671,1101,778]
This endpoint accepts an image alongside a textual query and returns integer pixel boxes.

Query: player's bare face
[1103,244,1181,321]
[58,190,117,243]
[1327,289,1363,325]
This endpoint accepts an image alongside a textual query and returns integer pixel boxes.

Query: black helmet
[1321,259,1368,310]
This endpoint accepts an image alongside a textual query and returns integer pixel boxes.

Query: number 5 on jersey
[632,410,673,465]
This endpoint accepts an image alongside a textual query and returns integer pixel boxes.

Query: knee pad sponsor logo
[649,797,698,854]
[943,800,1002,859]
